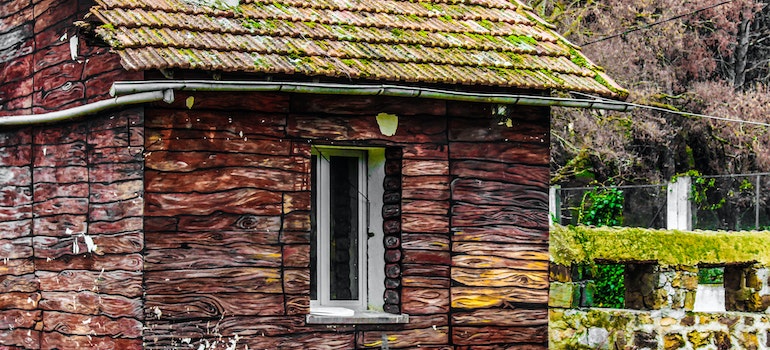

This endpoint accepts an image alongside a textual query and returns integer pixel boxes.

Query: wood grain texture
[452,225,548,245]
[145,168,306,193]
[452,203,547,230]
[0,328,40,349]
[451,178,547,208]
[449,142,548,165]
[452,242,548,262]
[452,309,547,327]
[145,267,282,294]
[451,287,548,309]
[452,254,548,272]
[40,291,142,318]
[146,293,285,319]
[42,311,142,337]
[402,287,450,314]
[452,325,548,345]
[145,243,282,270]
[40,332,142,350]
[359,327,449,348]
[401,233,450,251]
[34,253,143,272]
[37,270,142,297]
[452,267,548,289]
[402,214,449,234]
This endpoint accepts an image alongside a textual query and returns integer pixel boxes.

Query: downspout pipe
[0,90,175,127]
[111,80,634,112]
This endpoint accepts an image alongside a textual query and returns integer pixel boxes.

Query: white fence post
[549,186,561,226]
[667,176,692,230]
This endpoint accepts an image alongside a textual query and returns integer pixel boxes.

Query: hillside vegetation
[534,0,770,186]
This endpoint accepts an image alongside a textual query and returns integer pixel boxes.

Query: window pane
[310,155,317,301]
[329,156,359,300]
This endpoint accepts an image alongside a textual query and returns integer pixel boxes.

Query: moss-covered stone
[664,333,685,349]
[550,225,770,267]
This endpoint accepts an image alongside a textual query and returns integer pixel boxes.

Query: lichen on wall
[550,225,770,267]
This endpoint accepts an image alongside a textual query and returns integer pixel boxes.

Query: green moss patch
[551,225,770,267]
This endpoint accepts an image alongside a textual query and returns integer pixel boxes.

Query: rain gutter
[0,90,175,127]
[111,80,633,111]
[0,80,632,126]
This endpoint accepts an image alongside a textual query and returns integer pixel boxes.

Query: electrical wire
[582,0,736,46]
[569,91,770,127]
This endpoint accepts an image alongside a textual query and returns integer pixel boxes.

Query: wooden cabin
[0,0,626,348]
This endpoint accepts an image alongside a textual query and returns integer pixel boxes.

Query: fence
[550,172,770,231]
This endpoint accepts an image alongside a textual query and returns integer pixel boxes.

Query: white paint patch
[69,35,78,60]
[375,113,398,136]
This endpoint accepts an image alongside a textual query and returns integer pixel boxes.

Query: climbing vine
[578,186,626,308]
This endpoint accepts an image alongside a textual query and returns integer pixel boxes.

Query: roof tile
[91,0,627,98]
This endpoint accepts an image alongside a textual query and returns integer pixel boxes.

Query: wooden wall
[143,91,550,349]
[0,1,144,349]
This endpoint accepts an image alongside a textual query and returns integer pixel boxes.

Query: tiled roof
[89,0,627,99]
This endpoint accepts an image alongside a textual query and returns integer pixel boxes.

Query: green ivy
[578,187,625,308]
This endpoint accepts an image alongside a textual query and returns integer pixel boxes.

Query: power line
[569,91,770,127]
[582,0,735,46]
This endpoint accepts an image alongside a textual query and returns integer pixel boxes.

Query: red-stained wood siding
[142,92,549,349]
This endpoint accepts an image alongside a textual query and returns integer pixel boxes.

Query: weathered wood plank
[145,189,282,216]
[451,309,547,327]
[283,244,310,267]
[402,276,450,288]
[86,128,129,148]
[402,233,450,251]
[40,291,142,318]
[145,168,306,193]
[402,144,449,160]
[402,287,450,314]
[452,225,548,245]
[145,151,307,173]
[403,314,449,328]
[146,129,293,154]
[283,211,310,231]
[89,162,142,183]
[146,231,279,248]
[452,203,547,230]
[32,182,87,201]
[452,325,547,345]
[402,250,451,265]
[402,159,448,176]
[359,326,449,348]
[451,160,549,188]
[145,267,282,294]
[449,142,548,165]
[34,230,142,258]
[35,253,143,272]
[402,175,450,201]
[0,219,31,239]
[452,255,548,272]
[0,328,40,349]
[33,197,88,216]
[452,242,548,262]
[33,215,85,236]
[0,292,39,310]
[175,213,282,233]
[0,237,33,259]
[32,142,87,167]
[146,293,285,319]
[150,91,289,112]
[283,268,310,294]
[451,287,548,309]
[89,200,144,222]
[32,166,86,183]
[146,316,305,338]
[0,205,32,221]
[0,273,38,292]
[42,311,142,337]
[37,270,142,297]
[89,180,142,204]
[285,294,309,315]
[0,258,34,275]
[144,244,282,270]
[449,116,548,143]
[40,332,142,350]
[452,267,548,289]
[451,179,548,208]
[283,191,310,213]
[0,185,32,207]
[402,263,450,277]
[88,146,143,165]
[290,94,445,116]
[0,309,41,329]
[402,214,449,234]
[402,199,449,215]
[0,145,31,166]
